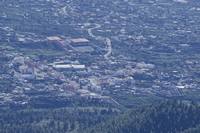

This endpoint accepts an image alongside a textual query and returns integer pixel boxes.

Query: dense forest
[0,107,118,133]
[86,101,200,133]
[1,100,200,133]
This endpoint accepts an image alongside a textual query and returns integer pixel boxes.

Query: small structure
[70,38,89,43]
[47,36,62,41]
[53,64,86,69]
[70,38,94,53]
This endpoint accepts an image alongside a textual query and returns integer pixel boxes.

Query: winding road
[87,24,112,59]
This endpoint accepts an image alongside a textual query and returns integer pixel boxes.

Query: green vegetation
[1,100,200,133]
[86,100,200,133]
[0,107,117,133]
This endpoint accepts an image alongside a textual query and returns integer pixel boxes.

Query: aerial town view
[0,0,200,133]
